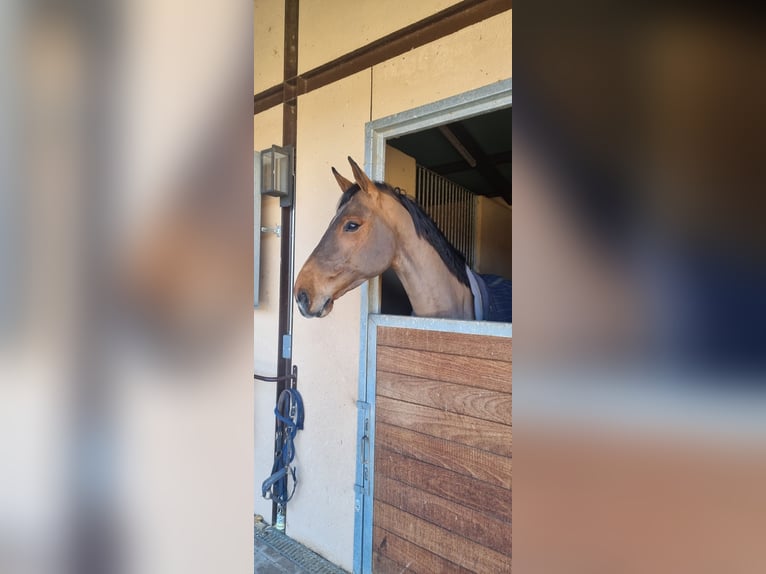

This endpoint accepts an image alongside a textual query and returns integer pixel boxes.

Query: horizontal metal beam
[254,0,512,115]
[254,85,285,115]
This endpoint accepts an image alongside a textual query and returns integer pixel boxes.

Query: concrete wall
[254,5,512,570]
[476,196,513,278]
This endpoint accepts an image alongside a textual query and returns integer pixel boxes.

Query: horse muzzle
[295,289,334,318]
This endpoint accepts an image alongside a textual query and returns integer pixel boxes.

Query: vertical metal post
[273,0,299,528]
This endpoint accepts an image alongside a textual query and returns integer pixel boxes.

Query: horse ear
[331,167,354,193]
[347,156,376,195]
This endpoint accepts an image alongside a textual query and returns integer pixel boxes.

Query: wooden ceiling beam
[441,122,512,203]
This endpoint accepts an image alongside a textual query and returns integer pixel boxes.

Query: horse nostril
[296,289,309,309]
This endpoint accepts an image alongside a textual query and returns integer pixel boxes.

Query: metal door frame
[352,78,512,573]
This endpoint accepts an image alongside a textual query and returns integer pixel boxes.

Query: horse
[294,157,512,322]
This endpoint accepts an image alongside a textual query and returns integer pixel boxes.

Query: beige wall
[476,196,513,278]
[384,145,416,194]
[254,5,511,570]
[298,0,460,73]
[254,0,285,93]
[372,10,512,119]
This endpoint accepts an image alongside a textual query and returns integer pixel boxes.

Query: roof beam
[441,122,512,203]
[438,126,477,167]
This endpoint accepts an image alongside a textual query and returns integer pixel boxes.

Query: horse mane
[338,182,470,287]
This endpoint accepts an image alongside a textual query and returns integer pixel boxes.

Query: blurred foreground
[515,4,766,572]
[1,1,253,573]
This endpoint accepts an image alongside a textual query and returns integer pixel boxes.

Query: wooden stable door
[369,324,512,573]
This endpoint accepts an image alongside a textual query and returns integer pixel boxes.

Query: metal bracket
[281,334,292,359]
[260,225,281,237]
[355,401,371,496]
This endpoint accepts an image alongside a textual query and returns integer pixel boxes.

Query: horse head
[293,157,398,318]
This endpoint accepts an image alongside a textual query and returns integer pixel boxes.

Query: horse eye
[343,221,360,232]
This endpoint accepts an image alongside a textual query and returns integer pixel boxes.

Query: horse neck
[385,201,474,320]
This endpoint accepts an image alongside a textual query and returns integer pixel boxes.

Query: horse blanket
[467,266,513,323]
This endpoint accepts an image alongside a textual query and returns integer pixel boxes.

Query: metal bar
[415,164,479,266]
[460,188,464,254]
[416,166,421,207]
[471,194,477,267]
[425,168,430,214]
[451,180,456,252]
[254,84,286,115]
[428,169,432,213]
[370,312,512,336]
[466,187,471,261]
[451,182,457,251]
[272,0,299,529]
[443,177,449,243]
[439,173,445,241]
[467,189,472,266]
[254,372,297,383]
[444,176,448,235]
[419,167,424,210]
[460,185,465,258]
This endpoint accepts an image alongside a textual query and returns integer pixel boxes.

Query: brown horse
[294,157,491,320]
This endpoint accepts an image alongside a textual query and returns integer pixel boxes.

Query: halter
[261,387,305,505]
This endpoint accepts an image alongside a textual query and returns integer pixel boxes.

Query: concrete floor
[254,517,349,574]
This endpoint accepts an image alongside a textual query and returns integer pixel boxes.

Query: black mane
[338,182,469,286]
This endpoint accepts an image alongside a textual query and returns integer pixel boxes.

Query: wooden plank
[377,346,511,393]
[378,326,512,362]
[375,446,511,522]
[375,474,511,556]
[374,501,511,574]
[377,371,511,424]
[373,526,472,574]
[376,422,511,488]
[371,551,410,574]
[376,396,511,457]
